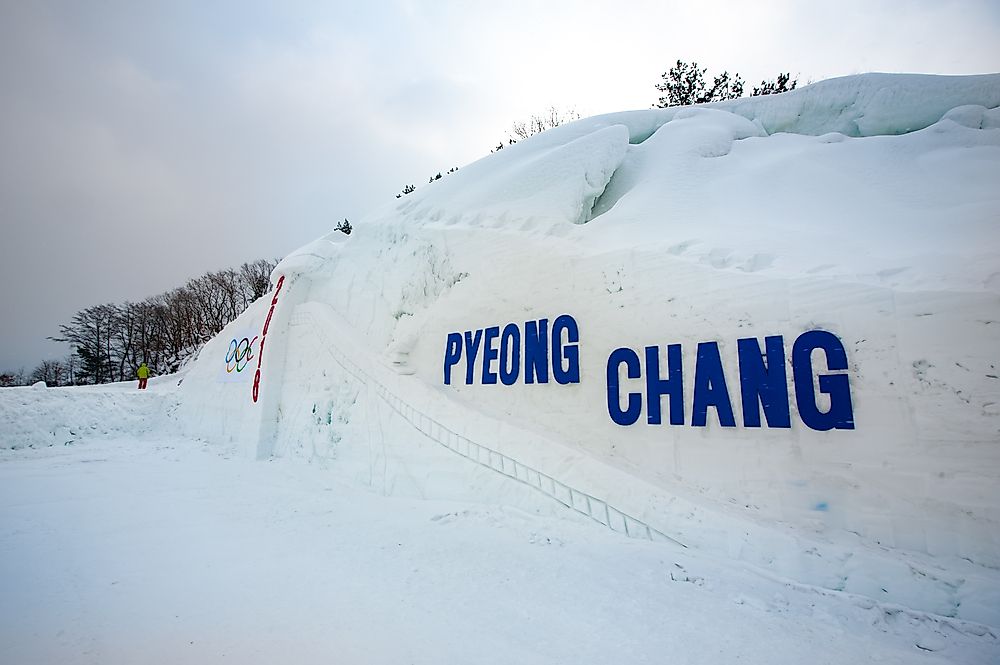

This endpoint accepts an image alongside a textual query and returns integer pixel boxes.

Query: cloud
[1,0,997,371]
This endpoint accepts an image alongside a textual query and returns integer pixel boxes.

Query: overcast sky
[1,0,998,372]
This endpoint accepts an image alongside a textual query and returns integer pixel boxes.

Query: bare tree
[240,259,275,299]
[53,304,116,384]
[509,106,581,141]
[64,352,77,386]
[30,359,67,386]
[54,257,279,383]
[0,369,26,387]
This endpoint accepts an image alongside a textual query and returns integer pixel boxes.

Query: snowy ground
[1,383,998,664]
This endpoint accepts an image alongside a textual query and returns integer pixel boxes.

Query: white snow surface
[3,73,1000,662]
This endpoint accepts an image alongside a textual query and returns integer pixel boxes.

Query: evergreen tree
[655,60,707,107]
[752,73,798,96]
[654,60,746,107]
[705,70,744,102]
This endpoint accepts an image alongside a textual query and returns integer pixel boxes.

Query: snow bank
[171,73,1000,626]
[0,382,170,451]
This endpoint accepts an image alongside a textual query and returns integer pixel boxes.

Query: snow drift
[172,73,1000,627]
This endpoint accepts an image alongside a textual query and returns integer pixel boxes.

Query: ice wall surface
[177,73,1000,626]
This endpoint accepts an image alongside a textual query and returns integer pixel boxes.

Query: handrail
[291,307,686,547]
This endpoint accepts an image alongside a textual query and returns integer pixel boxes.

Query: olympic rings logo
[225,336,258,373]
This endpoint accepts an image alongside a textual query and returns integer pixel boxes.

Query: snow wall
[175,73,1000,627]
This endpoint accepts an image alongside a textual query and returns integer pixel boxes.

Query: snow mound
[0,382,170,450]
[396,123,630,228]
[162,73,1000,627]
[723,72,1000,137]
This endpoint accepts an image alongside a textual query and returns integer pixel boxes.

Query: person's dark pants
[138,378,148,389]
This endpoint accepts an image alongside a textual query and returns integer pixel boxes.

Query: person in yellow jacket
[137,362,150,390]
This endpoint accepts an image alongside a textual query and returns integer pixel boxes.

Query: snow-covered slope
[168,73,1000,628]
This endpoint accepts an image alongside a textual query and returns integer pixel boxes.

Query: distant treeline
[0,258,279,387]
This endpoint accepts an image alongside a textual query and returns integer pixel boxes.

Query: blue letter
[464,329,483,385]
[692,341,736,427]
[499,323,521,386]
[443,332,462,385]
[792,330,855,431]
[737,336,791,428]
[552,314,580,384]
[646,344,684,425]
[524,319,549,384]
[481,326,500,384]
[607,348,642,426]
